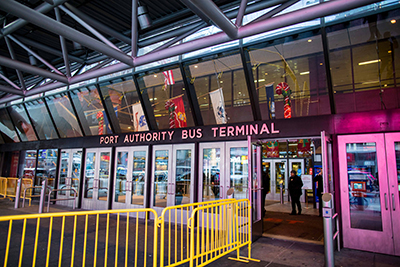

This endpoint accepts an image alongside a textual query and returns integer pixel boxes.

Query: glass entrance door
[264,159,287,201]
[81,148,112,210]
[57,149,82,207]
[226,141,248,200]
[151,144,195,218]
[338,134,394,255]
[113,146,148,212]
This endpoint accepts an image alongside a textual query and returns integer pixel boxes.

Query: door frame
[81,147,112,210]
[338,134,394,255]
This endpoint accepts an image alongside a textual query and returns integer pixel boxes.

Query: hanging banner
[265,141,279,158]
[275,82,292,119]
[163,69,175,88]
[209,88,227,124]
[297,139,311,157]
[265,83,275,119]
[165,95,187,128]
[132,103,149,132]
[96,111,104,135]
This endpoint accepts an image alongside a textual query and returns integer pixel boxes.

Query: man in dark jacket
[288,170,303,215]
[261,170,270,217]
[313,172,323,216]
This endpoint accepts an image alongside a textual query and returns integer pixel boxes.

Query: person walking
[288,170,303,215]
[261,169,270,217]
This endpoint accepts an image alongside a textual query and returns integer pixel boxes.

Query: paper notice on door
[301,175,313,190]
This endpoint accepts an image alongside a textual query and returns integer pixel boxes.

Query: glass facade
[0,7,398,141]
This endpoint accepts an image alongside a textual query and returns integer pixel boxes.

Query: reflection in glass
[154,150,168,207]
[115,152,128,203]
[71,151,82,196]
[230,147,248,200]
[175,149,191,205]
[8,105,37,141]
[84,152,95,199]
[132,151,146,205]
[202,148,220,201]
[0,108,20,142]
[23,150,37,180]
[275,162,286,194]
[36,149,58,188]
[59,151,70,194]
[59,150,82,196]
[46,93,82,138]
[346,143,382,231]
[98,152,110,201]
[25,99,58,140]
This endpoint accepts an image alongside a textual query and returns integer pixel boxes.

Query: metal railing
[47,188,78,212]
[0,209,159,267]
[188,199,259,267]
[0,199,258,267]
[22,186,43,207]
[0,177,33,202]
[0,177,7,198]
[332,213,340,252]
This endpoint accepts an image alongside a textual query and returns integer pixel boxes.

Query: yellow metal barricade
[0,209,158,267]
[159,199,237,267]
[188,199,259,267]
[5,177,19,199]
[0,177,7,198]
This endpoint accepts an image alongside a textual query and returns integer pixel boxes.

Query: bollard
[14,178,22,209]
[322,193,334,267]
[38,179,48,213]
[280,183,284,204]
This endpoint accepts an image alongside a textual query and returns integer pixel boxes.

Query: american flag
[163,70,175,86]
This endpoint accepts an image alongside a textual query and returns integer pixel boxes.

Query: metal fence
[0,199,258,267]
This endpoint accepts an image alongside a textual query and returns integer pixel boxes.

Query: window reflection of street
[202,148,220,201]
[154,150,168,207]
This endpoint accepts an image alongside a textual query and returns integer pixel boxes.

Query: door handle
[385,193,388,210]
[392,193,396,211]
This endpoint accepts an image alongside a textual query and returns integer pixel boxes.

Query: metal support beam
[184,0,238,39]
[131,0,138,57]
[0,72,21,90]
[0,55,69,83]
[64,2,131,45]
[15,35,85,64]
[0,0,67,39]
[54,7,71,78]
[68,90,92,136]
[0,84,25,95]
[235,0,247,27]
[59,5,121,52]
[8,35,64,75]
[181,0,213,25]
[4,36,26,90]
[251,0,300,24]
[96,84,121,134]
[321,26,336,114]
[152,22,207,53]
[240,47,262,121]
[0,0,133,66]
[180,64,203,126]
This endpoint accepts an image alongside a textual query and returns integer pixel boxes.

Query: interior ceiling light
[391,19,396,24]
[308,39,312,42]
[300,71,310,75]
[138,5,152,30]
[358,59,381,65]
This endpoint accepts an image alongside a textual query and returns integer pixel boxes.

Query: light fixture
[138,5,152,30]
[154,75,157,77]
[128,126,131,129]
[391,19,396,24]
[29,53,37,66]
[320,63,323,66]
[264,73,268,75]
[220,81,223,83]
[358,59,381,65]
[300,71,310,75]
[308,39,312,43]
[194,65,198,68]
[258,79,265,82]
[361,81,379,84]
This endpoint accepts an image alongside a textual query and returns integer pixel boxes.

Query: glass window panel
[100,78,140,133]
[230,147,248,200]
[36,149,58,188]
[132,151,146,205]
[70,87,110,135]
[58,150,69,196]
[275,162,286,194]
[71,151,82,197]
[137,68,194,129]
[45,93,82,138]
[23,150,37,180]
[250,35,329,119]
[202,148,221,201]
[395,142,400,202]
[25,99,58,140]
[7,105,37,141]
[346,143,382,231]
[98,152,110,201]
[154,150,168,207]
[115,152,128,203]
[84,152,95,199]
[0,108,20,142]
[175,149,192,205]
[189,53,253,125]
